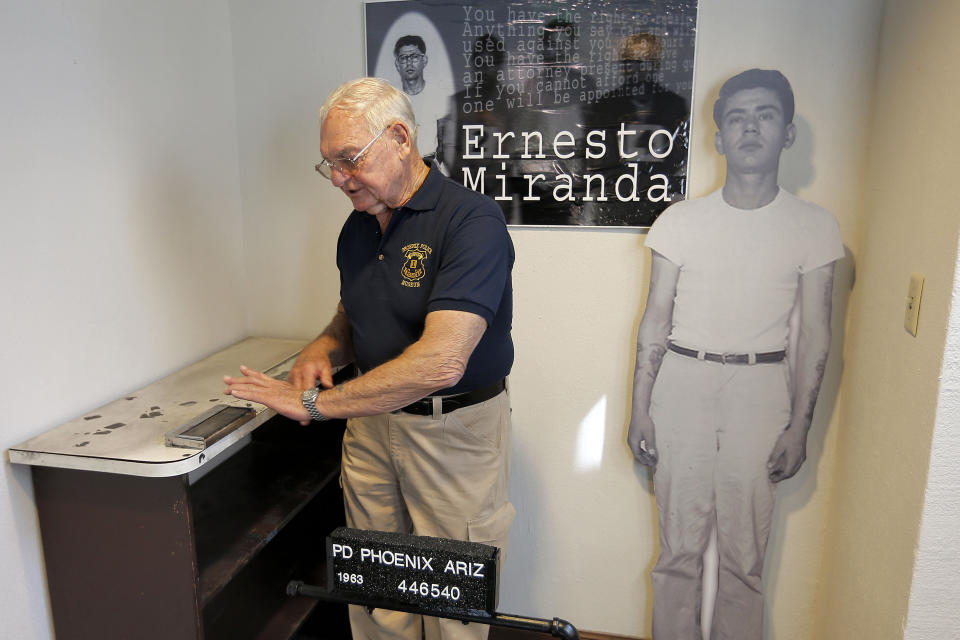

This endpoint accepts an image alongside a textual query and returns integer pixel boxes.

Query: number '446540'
[397,580,461,601]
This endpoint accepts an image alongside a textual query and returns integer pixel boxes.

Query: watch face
[302,387,326,421]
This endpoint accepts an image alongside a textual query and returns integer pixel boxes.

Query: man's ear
[783,122,797,149]
[390,122,414,155]
[422,54,428,68]
[714,130,725,156]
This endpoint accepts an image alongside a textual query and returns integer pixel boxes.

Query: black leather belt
[668,343,786,365]
[399,379,506,416]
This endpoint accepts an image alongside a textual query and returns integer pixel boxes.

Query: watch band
[301,387,330,422]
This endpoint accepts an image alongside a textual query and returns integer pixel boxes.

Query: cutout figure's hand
[767,427,808,483]
[628,413,658,467]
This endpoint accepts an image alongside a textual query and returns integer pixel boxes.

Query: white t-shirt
[645,188,844,353]
[407,81,452,161]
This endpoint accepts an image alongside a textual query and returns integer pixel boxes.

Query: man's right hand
[628,412,658,467]
[287,340,335,390]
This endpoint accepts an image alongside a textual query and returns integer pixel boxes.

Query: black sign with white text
[327,527,500,617]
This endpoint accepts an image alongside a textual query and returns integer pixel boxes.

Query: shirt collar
[399,160,443,213]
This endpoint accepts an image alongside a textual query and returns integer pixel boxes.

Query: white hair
[318,77,418,145]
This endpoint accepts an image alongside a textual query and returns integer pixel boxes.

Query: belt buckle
[720,352,730,365]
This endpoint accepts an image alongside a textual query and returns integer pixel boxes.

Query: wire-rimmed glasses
[396,53,425,65]
[315,126,389,179]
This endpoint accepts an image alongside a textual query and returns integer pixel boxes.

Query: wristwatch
[301,387,330,422]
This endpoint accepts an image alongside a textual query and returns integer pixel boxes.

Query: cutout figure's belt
[399,379,506,416]
[668,343,786,365]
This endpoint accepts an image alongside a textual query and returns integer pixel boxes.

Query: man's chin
[352,198,368,209]
[357,201,388,216]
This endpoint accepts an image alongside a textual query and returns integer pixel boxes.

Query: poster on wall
[364,0,699,227]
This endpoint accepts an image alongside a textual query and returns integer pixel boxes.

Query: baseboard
[580,631,647,640]
[489,628,645,640]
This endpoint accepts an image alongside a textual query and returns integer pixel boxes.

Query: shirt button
[378,254,384,261]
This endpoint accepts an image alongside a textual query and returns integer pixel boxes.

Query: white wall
[229,0,882,637]
[904,242,960,638]
[0,2,246,637]
[816,0,960,637]
[229,0,361,336]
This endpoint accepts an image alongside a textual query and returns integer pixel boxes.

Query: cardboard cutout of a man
[628,69,843,639]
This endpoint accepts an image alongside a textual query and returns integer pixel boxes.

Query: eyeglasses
[315,126,389,179]
[396,53,424,65]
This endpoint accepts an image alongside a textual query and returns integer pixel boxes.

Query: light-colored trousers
[341,390,515,640]
[649,351,791,640]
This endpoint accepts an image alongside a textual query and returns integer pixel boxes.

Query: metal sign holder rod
[287,580,580,639]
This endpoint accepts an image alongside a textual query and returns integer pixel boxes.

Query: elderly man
[225,77,515,640]
[628,69,843,639]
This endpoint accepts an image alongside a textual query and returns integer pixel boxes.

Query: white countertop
[8,337,307,477]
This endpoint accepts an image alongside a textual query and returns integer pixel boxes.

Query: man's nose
[330,167,350,187]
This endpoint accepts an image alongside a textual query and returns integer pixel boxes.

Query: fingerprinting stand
[287,527,580,639]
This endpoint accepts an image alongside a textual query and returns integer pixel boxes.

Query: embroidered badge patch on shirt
[400,243,432,288]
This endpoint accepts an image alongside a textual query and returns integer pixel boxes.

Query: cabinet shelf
[201,485,336,640]
[254,559,329,639]
[193,431,340,606]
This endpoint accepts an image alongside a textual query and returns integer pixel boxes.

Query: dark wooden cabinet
[31,416,347,640]
[10,339,350,639]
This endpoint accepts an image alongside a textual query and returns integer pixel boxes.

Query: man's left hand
[224,365,311,424]
[767,427,808,483]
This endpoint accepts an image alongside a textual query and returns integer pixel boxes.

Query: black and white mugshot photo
[368,8,456,169]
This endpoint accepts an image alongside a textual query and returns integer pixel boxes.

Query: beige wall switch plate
[905,273,924,337]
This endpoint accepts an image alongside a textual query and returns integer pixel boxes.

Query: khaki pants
[649,352,791,640]
[341,390,514,640]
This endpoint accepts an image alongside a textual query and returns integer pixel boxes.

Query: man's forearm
[630,252,678,418]
[788,265,836,434]
[631,325,670,418]
[313,309,487,418]
[627,252,678,465]
[314,303,355,367]
[789,327,830,434]
[318,354,459,417]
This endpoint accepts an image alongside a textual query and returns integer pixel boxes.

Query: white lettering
[358,547,436,571]
[647,174,672,202]
[583,174,607,201]
[462,125,485,159]
[523,174,545,200]
[618,122,638,159]
[553,131,576,159]
[586,129,606,159]
[615,163,641,202]
[648,129,675,159]
[462,166,485,191]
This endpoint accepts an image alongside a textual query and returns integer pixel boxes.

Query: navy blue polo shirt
[336,162,514,396]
